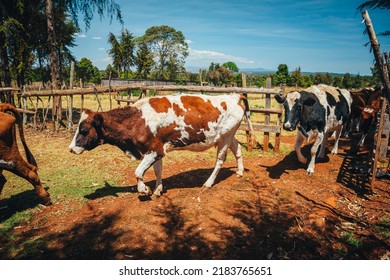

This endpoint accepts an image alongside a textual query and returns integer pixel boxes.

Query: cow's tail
[241,93,257,149]
[0,103,37,167]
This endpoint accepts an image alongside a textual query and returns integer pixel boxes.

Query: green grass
[374,212,390,239]
[340,231,362,248]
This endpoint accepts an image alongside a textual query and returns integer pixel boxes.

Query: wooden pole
[199,68,203,86]
[68,95,73,130]
[362,11,390,102]
[263,77,272,151]
[362,10,390,192]
[70,61,74,89]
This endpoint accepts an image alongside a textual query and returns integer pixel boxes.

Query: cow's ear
[274,94,285,104]
[303,96,316,107]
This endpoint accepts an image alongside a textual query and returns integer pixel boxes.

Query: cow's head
[69,109,103,154]
[275,91,316,131]
[361,88,382,120]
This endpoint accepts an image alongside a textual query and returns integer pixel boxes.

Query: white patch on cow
[364,108,374,114]
[136,93,244,153]
[0,159,15,170]
[286,91,301,111]
[69,111,89,154]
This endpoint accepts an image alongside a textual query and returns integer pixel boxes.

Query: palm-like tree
[107,29,136,79]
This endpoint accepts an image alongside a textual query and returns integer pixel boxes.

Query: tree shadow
[1,185,388,259]
[0,188,49,223]
[85,167,236,201]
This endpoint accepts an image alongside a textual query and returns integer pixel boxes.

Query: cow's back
[134,94,245,151]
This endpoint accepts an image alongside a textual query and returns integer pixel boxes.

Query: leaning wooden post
[362,10,390,102]
[362,10,390,191]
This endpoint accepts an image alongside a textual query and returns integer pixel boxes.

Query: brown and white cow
[69,93,255,196]
[0,103,51,205]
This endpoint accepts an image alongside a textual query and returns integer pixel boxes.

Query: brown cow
[69,93,256,196]
[0,103,51,205]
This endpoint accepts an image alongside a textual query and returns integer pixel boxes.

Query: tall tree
[134,41,154,78]
[223,61,239,73]
[45,0,122,130]
[107,29,136,78]
[141,25,188,80]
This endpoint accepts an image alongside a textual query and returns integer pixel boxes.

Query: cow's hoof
[236,171,243,177]
[306,169,314,175]
[41,198,52,206]
[153,185,163,197]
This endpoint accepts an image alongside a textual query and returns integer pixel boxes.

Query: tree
[134,41,154,78]
[206,62,234,86]
[287,67,304,87]
[76,57,100,85]
[141,25,188,80]
[223,61,239,73]
[273,64,289,86]
[45,0,122,130]
[107,29,136,79]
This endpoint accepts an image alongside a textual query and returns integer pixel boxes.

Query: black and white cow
[275,84,352,174]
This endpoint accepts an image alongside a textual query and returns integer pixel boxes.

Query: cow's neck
[98,107,144,158]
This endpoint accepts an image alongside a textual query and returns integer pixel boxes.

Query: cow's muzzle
[69,146,84,155]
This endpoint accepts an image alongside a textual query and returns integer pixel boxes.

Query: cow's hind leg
[330,126,343,155]
[152,159,163,196]
[204,140,230,188]
[229,138,244,177]
[135,151,160,195]
[12,161,51,205]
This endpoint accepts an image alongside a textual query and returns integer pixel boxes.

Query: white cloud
[92,36,102,40]
[185,39,193,44]
[187,48,254,64]
[75,33,87,38]
[98,48,105,51]
[102,57,112,62]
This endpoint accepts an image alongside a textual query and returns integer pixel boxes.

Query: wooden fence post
[68,95,73,130]
[242,72,253,152]
[263,77,272,151]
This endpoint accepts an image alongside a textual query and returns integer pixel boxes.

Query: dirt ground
[0,130,389,260]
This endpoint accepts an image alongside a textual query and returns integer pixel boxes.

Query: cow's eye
[297,104,302,110]
[79,127,88,135]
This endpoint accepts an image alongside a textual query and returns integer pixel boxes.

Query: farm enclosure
[0,92,389,260]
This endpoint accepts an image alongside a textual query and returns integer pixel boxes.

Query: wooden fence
[2,79,284,152]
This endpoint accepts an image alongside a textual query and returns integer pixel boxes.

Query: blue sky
[71,0,390,75]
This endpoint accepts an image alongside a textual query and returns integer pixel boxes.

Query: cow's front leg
[152,159,163,196]
[295,132,307,164]
[307,132,323,174]
[204,142,229,187]
[135,151,159,195]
